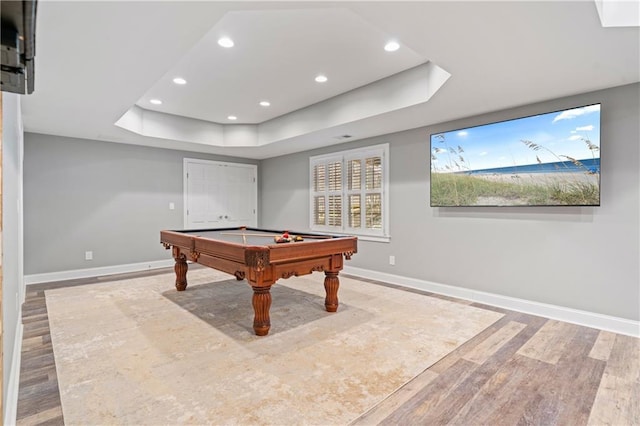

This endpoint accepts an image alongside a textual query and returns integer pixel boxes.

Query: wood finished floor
[16,269,640,425]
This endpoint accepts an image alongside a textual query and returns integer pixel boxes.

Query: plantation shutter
[311,156,342,230]
[347,159,361,229]
[365,156,382,230]
[312,163,326,226]
[310,144,389,240]
[327,161,342,227]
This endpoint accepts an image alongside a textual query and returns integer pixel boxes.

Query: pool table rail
[160,229,357,282]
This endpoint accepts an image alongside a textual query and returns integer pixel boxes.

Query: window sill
[310,228,390,243]
[357,235,391,243]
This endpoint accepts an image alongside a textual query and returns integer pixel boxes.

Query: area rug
[46,268,503,425]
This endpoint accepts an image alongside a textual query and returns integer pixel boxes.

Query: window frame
[309,143,390,242]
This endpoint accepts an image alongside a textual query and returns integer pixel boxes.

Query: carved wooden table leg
[174,252,188,291]
[324,271,340,312]
[251,286,272,336]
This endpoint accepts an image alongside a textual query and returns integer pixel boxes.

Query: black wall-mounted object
[1,0,37,94]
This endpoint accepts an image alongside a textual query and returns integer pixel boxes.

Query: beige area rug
[46,268,503,425]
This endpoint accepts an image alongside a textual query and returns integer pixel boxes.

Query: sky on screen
[431,104,601,172]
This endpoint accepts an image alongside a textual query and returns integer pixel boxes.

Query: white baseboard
[4,319,24,426]
[343,266,640,338]
[24,259,174,285]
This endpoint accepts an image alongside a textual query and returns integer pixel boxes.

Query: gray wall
[23,134,258,274]
[2,93,24,414]
[260,83,640,321]
[22,83,640,322]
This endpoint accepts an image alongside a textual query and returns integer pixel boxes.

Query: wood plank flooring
[15,270,640,425]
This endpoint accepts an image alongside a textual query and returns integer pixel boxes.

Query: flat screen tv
[430,103,601,207]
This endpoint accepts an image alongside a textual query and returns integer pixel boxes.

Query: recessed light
[384,41,400,52]
[315,75,328,83]
[150,99,163,105]
[259,101,271,107]
[227,115,237,120]
[218,37,234,48]
[173,77,187,85]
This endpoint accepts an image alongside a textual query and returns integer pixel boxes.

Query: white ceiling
[139,8,426,124]
[20,1,640,160]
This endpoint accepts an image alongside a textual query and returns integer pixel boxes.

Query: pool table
[160,227,357,336]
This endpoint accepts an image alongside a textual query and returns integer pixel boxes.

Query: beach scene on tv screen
[430,104,601,207]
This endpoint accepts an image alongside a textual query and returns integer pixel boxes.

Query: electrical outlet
[169,202,175,210]
[85,251,93,261]
[389,255,395,266]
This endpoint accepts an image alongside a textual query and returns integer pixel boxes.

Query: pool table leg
[251,286,272,336]
[174,252,188,291]
[324,271,340,312]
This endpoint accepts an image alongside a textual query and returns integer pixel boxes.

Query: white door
[225,164,257,226]
[185,161,223,228]
[184,159,257,229]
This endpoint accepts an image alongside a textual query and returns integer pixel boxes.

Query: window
[310,144,389,241]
